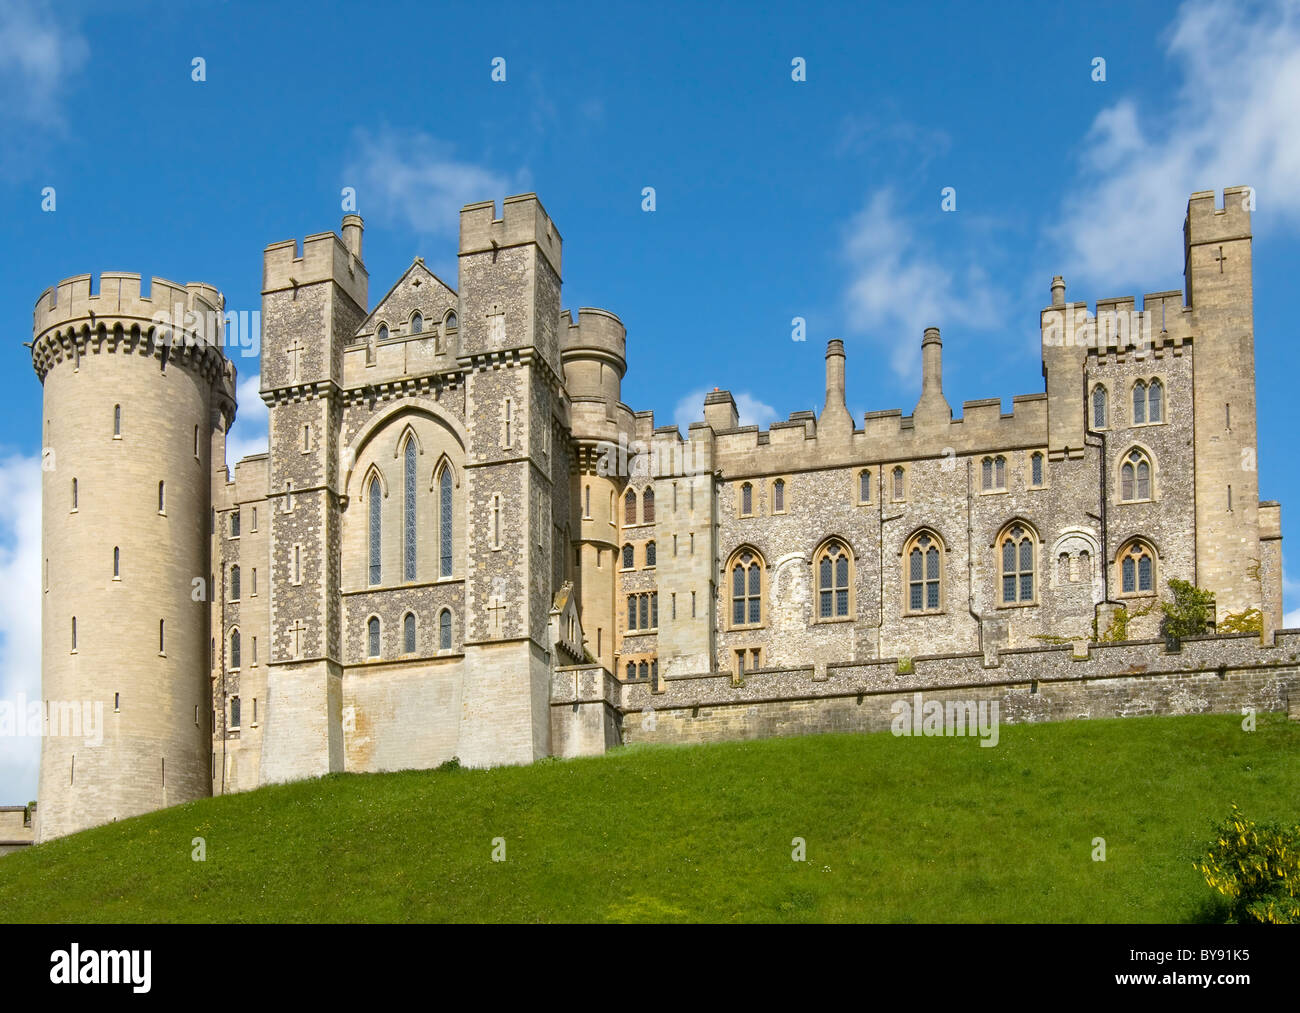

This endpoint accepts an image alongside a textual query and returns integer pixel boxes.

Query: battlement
[559,307,626,368]
[459,193,562,276]
[1041,282,1194,351]
[33,273,225,338]
[262,219,368,308]
[1185,186,1253,245]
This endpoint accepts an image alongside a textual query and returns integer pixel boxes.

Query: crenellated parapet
[31,273,234,400]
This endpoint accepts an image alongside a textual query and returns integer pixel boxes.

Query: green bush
[1194,804,1300,924]
[436,756,462,772]
[1161,579,1216,639]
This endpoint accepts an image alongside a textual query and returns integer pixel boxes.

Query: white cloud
[225,372,268,468]
[344,128,519,238]
[842,188,1001,379]
[673,388,779,434]
[1055,0,1300,291]
[0,0,88,126]
[0,454,42,803]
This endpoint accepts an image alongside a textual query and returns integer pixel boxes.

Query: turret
[819,339,853,435]
[32,273,232,840]
[914,326,951,427]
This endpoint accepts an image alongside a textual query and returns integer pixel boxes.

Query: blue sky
[2,0,1298,799]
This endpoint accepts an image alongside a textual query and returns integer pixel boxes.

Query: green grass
[1,712,1296,922]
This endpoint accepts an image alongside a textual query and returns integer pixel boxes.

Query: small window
[439,610,452,650]
[445,311,458,330]
[858,469,871,504]
[1030,452,1044,487]
[113,404,121,437]
[71,616,77,651]
[229,565,240,600]
[159,618,166,654]
[230,629,241,668]
[251,507,258,532]
[194,425,200,456]
[740,482,753,516]
[1132,380,1147,424]
[113,546,120,578]
[773,478,785,513]
[403,612,416,653]
[1092,385,1108,428]
[643,488,655,523]
[892,466,905,500]
[646,541,656,567]
[982,457,993,490]
[377,324,389,342]
[231,511,240,537]
[411,312,423,334]
[1147,379,1164,423]
[158,481,165,513]
[367,617,380,658]
[71,477,78,510]
[624,490,637,526]
[230,696,241,729]
[995,456,1006,488]
[638,661,649,682]
[622,544,634,569]
[626,662,635,682]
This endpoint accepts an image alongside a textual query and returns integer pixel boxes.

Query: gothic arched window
[410,312,423,334]
[740,482,753,516]
[643,488,655,523]
[892,466,905,500]
[403,438,417,581]
[1092,385,1108,428]
[439,609,452,650]
[729,549,764,627]
[438,464,453,578]
[622,543,634,569]
[625,490,637,526]
[377,324,389,342]
[1031,452,1044,487]
[905,531,942,614]
[113,404,121,437]
[773,478,785,513]
[816,541,852,619]
[1120,449,1152,501]
[999,523,1037,604]
[230,565,240,601]
[230,628,241,669]
[638,661,649,682]
[368,475,382,585]
[858,469,871,503]
[626,662,636,682]
[1118,540,1156,594]
[645,541,656,567]
[403,612,416,653]
[1132,380,1147,424]
[1147,379,1164,422]
[367,616,380,658]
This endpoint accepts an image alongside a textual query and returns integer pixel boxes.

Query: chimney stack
[342,214,364,259]
[914,326,951,425]
[1051,275,1066,307]
[819,340,853,433]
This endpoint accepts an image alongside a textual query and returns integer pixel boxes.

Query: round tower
[32,273,236,841]
[560,308,629,673]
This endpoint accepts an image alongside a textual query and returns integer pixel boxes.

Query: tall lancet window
[403,439,417,581]
[368,476,382,585]
[439,465,453,577]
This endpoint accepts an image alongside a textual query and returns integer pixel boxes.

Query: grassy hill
[1,712,1296,923]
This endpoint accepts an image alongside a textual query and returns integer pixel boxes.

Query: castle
[26,188,1287,842]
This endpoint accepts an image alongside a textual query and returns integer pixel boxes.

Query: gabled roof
[356,258,457,337]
